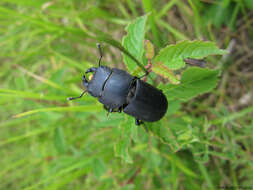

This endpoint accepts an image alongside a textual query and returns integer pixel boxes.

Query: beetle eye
[88,74,94,81]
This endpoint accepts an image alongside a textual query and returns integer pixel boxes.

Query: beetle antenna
[97,43,103,66]
[67,90,87,101]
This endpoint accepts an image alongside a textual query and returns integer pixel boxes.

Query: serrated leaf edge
[154,40,227,62]
[163,67,220,101]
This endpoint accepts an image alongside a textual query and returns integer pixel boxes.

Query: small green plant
[10,15,227,164]
[115,15,227,163]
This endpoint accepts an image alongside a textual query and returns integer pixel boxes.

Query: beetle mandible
[68,44,168,125]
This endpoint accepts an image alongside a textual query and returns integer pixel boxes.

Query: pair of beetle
[68,44,168,125]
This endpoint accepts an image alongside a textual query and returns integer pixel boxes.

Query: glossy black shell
[123,79,168,122]
[99,68,134,109]
[85,66,168,122]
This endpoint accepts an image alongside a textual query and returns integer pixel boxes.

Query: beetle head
[83,66,112,97]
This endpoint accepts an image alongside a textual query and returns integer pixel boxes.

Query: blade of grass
[46,169,90,190]
[14,105,103,118]
[126,0,138,17]
[142,0,161,47]
[23,159,92,190]
[152,147,198,178]
[16,65,67,91]
[0,93,68,101]
[228,2,240,31]
[52,50,93,71]
[157,20,189,40]
[0,88,70,101]
[187,0,202,38]
[156,0,178,19]
[0,116,38,128]
[0,6,147,73]
[0,158,28,177]
[211,106,253,125]
[117,1,131,19]
[0,128,51,146]
[198,163,215,190]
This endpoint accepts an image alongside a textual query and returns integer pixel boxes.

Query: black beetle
[68,44,168,125]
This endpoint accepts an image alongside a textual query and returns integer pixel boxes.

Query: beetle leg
[139,66,151,79]
[104,105,122,115]
[106,108,113,117]
[104,105,123,113]
[139,60,152,81]
[139,72,149,79]
[67,90,87,101]
[82,75,89,87]
[85,67,97,74]
[103,105,109,111]
[135,119,143,126]
[104,106,114,112]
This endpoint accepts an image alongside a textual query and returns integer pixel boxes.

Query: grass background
[0,0,253,189]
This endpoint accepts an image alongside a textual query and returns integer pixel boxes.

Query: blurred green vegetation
[0,0,253,189]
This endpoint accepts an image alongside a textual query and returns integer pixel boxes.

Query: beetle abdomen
[99,68,134,109]
[123,79,168,122]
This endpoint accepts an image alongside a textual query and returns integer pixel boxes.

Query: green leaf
[166,100,181,115]
[177,130,192,141]
[147,121,172,146]
[152,62,180,84]
[122,15,148,72]
[154,40,227,70]
[114,136,132,163]
[114,116,136,163]
[159,67,219,101]
[144,40,155,59]
[92,158,106,178]
[54,126,67,154]
[244,0,253,10]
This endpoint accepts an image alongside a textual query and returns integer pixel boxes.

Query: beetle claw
[67,90,87,101]
[106,108,113,117]
[135,119,143,126]
[67,97,73,101]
